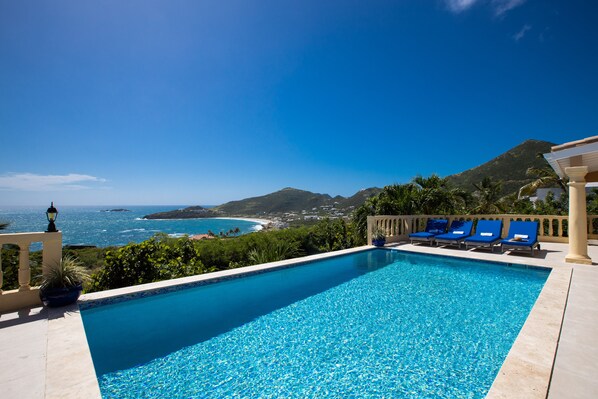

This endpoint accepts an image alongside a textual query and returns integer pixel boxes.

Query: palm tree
[518,154,568,199]
[412,175,469,214]
[376,184,419,215]
[472,177,504,214]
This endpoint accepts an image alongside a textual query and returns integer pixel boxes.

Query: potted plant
[372,226,386,247]
[38,256,90,307]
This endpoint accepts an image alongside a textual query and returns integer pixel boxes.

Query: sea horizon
[0,205,262,248]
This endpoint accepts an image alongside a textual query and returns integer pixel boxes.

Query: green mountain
[445,139,555,196]
[215,187,333,214]
[151,139,555,219]
[214,187,382,216]
[340,187,383,209]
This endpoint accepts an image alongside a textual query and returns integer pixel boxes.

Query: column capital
[565,166,589,182]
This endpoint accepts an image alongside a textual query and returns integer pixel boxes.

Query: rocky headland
[143,206,218,219]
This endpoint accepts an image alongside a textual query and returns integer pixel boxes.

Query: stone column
[565,166,592,265]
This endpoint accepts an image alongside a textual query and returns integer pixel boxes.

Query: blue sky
[1,0,597,206]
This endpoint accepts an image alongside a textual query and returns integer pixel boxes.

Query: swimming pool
[80,249,549,398]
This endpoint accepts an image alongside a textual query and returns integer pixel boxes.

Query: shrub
[87,235,207,293]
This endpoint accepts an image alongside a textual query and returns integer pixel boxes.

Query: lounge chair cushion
[500,221,539,250]
[408,219,449,240]
[464,220,503,247]
[435,220,474,243]
[409,232,436,239]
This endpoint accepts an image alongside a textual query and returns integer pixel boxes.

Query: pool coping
[390,244,571,399]
[50,244,571,398]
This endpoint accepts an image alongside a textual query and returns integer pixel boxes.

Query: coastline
[212,217,274,227]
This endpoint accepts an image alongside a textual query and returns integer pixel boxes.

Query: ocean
[0,205,263,248]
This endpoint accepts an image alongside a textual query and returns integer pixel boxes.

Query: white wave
[251,224,263,232]
[120,228,146,233]
[168,233,186,238]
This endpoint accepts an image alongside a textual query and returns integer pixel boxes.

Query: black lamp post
[46,202,58,232]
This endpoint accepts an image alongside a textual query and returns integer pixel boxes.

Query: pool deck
[1,242,597,398]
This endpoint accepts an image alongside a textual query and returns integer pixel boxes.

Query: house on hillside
[530,188,564,203]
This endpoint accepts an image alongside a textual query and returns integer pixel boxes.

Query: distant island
[101,208,131,212]
[144,206,218,219]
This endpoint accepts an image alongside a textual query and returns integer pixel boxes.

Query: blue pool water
[81,250,549,398]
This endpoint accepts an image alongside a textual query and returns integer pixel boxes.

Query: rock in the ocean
[143,206,217,219]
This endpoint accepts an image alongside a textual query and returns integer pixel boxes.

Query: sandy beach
[213,217,274,227]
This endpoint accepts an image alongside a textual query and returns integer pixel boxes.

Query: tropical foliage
[86,218,356,292]
[472,177,504,214]
[351,168,572,243]
[88,235,208,292]
[518,158,568,199]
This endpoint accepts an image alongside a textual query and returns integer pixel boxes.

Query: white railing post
[0,232,63,313]
[0,248,3,294]
[18,243,31,291]
[42,232,63,276]
[367,216,374,245]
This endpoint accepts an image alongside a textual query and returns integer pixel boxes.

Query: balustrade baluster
[366,213,579,245]
[0,248,3,294]
[18,243,31,291]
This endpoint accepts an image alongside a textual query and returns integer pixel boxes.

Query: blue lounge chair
[435,220,474,248]
[409,219,448,245]
[500,221,541,256]
[464,220,503,252]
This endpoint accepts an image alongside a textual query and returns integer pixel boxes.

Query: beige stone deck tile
[45,305,101,399]
[555,317,598,346]
[0,307,48,399]
[510,330,560,367]
[561,300,598,321]
[2,374,45,399]
[551,337,598,380]
[548,367,598,399]
[486,355,549,399]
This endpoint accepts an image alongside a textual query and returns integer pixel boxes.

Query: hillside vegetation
[446,139,555,196]
[215,139,556,216]
[145,139,558,223]
[214,187,382,216]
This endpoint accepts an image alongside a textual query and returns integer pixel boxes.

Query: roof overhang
[544,135,598,183]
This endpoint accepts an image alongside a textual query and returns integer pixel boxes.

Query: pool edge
[50,244,569,399]
[49,246,373,399]
[486,263,572,398]
[391,243,571,399]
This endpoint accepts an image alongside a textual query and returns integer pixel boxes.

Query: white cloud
[492,0,526,16]
[0,173,107,191]
[445,0,480,13]
[444,0,526,16]
[513,24,531,41]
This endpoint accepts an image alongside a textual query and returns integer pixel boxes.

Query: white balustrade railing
[0,232,62,313]
[367,214,580,245]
